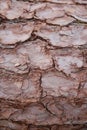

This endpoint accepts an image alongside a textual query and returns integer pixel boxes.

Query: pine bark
[0,0,87,130]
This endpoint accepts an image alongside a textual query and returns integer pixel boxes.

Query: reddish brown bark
[0,0,87,130]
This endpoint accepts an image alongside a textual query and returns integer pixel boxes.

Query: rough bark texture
[0,0,87,130]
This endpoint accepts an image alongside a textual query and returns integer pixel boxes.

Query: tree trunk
[0,0,87,130]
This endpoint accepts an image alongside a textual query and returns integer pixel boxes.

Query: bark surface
[0,0,87,130]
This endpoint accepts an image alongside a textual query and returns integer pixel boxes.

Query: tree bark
[0,0,87,130]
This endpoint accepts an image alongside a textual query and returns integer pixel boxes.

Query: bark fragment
[74,0,87,4]
[44,0,73,4]
[0,120,28,130]
[35,23,87,47]
[65,4,87,22]
[51,49,84,78]
[0,71,41,105]
[46,16,75,26]
[0,39,52,73]
[0,0,33,19]
[17,39,53,70]
[9,103,57,125]
[41,70,79,97]
[0,22,34,47]
[35,3,65,20]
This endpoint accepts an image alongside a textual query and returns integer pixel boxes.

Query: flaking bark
[0,0,87,130]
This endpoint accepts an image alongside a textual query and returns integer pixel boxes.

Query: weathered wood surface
[0,0,87,129]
